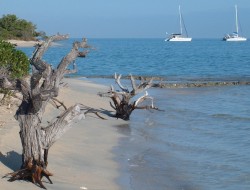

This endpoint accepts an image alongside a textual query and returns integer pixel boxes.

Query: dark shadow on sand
[99,108,115,117]
[0,151,22,171]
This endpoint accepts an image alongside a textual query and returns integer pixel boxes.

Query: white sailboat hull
[166,37,192,42]
[223,36,247,41]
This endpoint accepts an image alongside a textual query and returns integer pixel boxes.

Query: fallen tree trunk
[0,35,92,189]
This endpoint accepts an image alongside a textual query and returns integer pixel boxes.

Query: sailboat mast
[235,5,239,35]
[179,5,183,35]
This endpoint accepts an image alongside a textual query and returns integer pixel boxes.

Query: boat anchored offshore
[165,5,192,42]
[223,5,247,41]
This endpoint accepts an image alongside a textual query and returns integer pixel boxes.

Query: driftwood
[78,50,89,57]
[98,73,159,120]
[0,35,92,189]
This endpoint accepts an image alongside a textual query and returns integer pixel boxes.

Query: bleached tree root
[4,163,53,189]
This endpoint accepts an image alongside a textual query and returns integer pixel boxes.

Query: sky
[1,0,250,38]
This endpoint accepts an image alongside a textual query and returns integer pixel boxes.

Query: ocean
[20,39,250,190]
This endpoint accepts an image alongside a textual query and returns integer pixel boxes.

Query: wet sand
[0,78,127,190]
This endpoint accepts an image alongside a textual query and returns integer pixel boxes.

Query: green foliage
[0,14,44,40]
[0,40,29,78]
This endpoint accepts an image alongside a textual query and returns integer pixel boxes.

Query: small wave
[152,81,250,88]
[211,113,250,122]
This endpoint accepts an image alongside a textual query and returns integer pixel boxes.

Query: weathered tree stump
[0,35,92,189]
[99,73,159,120]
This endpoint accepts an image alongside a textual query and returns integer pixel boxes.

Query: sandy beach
[0,78,127,190]
[6,39,42,47]
[6,40,60,47]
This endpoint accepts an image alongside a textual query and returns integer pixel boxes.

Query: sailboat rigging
[165,5,192,42]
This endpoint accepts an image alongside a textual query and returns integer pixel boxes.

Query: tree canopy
[0,14,44,41]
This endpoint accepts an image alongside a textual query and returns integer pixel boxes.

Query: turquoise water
[20,39,250,190]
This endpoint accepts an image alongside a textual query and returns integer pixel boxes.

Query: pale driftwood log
[98,73,159,120]
[0,35,92,189]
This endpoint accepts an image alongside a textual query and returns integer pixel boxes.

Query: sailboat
[165,5,192,42]
[223,5,247,41]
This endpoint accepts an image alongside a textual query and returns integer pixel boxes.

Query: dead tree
[0,35,92,189]
[98,73,159,120]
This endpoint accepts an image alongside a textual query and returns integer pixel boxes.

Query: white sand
[6,40,42,47]
[6,40,60,47]
[0,78,127,190]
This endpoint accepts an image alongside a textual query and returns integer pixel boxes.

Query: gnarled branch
[50,97,67,110]
[114,73,129,93]
[99,73,159,120]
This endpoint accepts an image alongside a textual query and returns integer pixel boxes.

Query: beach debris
[98,73,161,120]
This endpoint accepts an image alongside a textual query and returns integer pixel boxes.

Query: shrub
[0,40,29,78]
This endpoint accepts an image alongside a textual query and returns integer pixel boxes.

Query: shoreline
[0,77,128,190]
[67,75,250,88]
